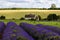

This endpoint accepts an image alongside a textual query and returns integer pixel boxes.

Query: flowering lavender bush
[2,22,34,40]
[0,22,5,33]
[0,21,60,40]
[36,24,60,35]
[20,22,60,40]
[0,22,5,39]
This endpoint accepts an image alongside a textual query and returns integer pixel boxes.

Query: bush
[38,15,41,20]
[0,15,5,20]
[20,17,25,20]
[57,15,60,21]
[47,14,58,21]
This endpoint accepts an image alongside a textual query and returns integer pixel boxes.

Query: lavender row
[2,22,34,40]
[36,24,60,35]
[0,22,5,39]
[0,22,5,33]
[20,22,60,40]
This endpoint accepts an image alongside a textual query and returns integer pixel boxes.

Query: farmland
[0,10,60,27]
[0,10,60,19]
[0,10,60,40]
[0,22,60,40]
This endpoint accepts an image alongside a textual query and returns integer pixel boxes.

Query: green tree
[47,14,58,21]
[0,15,5,20]
[51,4,56,8]
[20,17,25,20]
[48,4,57,10]
[38,15,41,21]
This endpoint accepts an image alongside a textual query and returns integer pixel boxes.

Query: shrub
[0,15,5,20]
[20,17,25,20]
[47,14,58,21]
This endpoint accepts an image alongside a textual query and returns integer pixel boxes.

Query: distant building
[24,14,41,21]
[25,14,36,20]
[35,16,40,21]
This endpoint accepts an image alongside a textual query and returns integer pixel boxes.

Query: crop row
[20,22,60,40]
[0,22,60,40]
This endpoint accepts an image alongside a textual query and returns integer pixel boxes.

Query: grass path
[0,19,60,28]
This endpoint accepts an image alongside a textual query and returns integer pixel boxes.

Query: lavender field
[0,0,60,40]
[0,21,60,40]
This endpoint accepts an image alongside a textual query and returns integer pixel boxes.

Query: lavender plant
[20,22,60,40]
[3,22,34,40]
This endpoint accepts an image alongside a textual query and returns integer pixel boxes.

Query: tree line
[1,13,60,21]
[20,14,60,21]
[0,7,59,10]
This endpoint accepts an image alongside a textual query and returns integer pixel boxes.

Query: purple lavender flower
[2,22,34,40]
[20,22,60,40]
[0,22,5,32]
[36,24,60,35]
[0,22,5,39]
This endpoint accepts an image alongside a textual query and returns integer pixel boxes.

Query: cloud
[0,0,60,8]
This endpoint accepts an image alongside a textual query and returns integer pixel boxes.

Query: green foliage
[0,8,60,10]
[47,14,58,21]
[37,15,41,20]
[0,15,5,20]
[57,15,60,19]
[50,4,56,8]
[20,17,25,20]
[48,8,60,10]
[0,8,47,10]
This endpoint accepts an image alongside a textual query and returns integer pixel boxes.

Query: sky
[0,0,60,8]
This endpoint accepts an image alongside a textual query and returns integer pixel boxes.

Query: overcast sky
[0,0,60,8]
